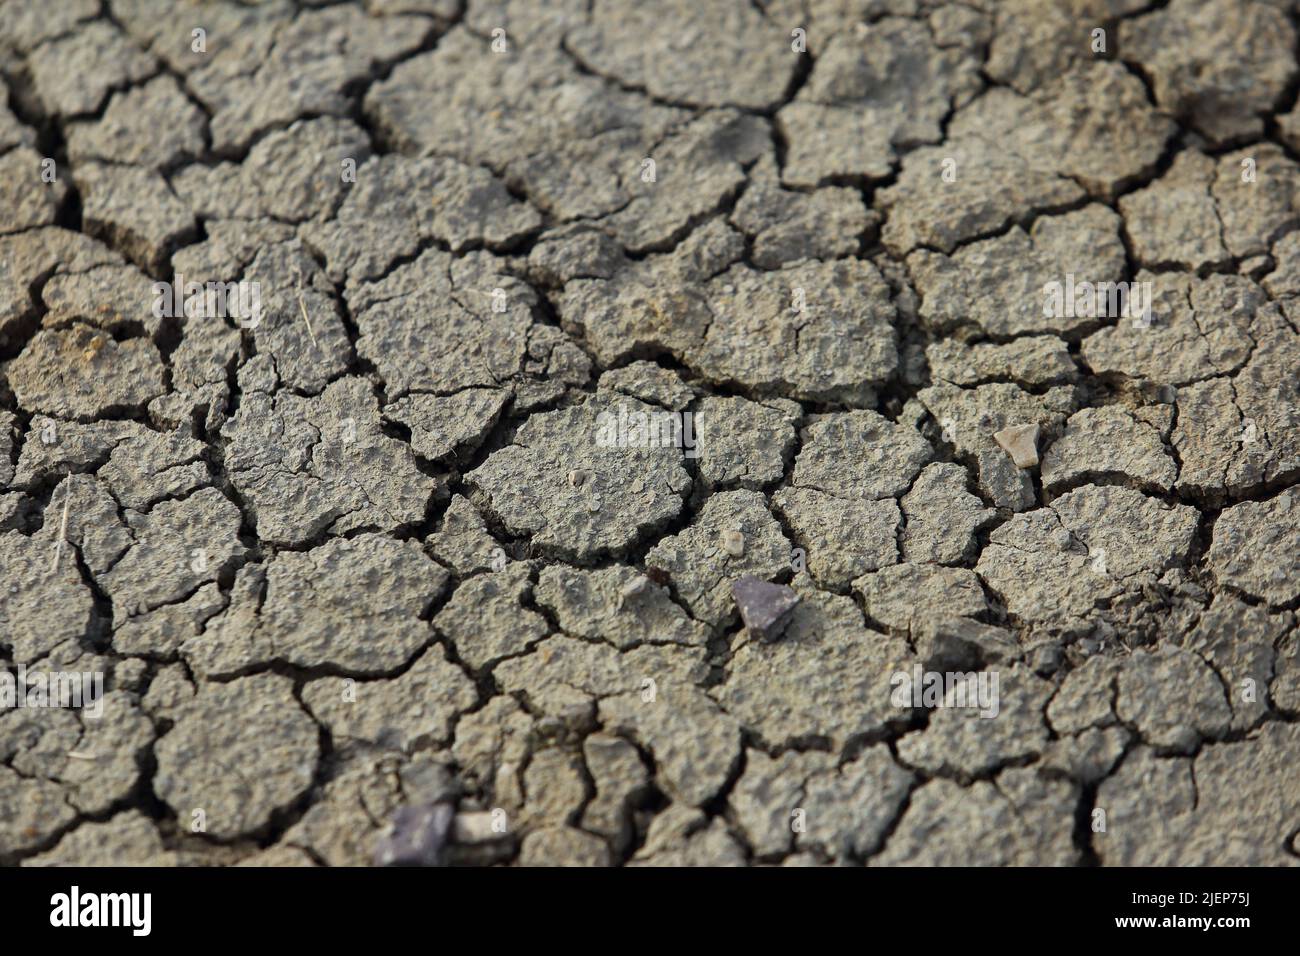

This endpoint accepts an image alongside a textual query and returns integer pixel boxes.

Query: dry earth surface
[1,0,1299,866]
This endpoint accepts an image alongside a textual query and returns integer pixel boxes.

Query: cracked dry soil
[1,0,1299,868]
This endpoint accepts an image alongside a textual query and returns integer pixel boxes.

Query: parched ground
[1,0,1299,867]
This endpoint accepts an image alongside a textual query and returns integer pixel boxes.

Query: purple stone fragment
[373,802,454,867]
[732,575,800,641]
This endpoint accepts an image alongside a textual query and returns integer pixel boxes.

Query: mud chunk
[715,583,915,750]
[776,18,979,186]
[798,746,913,861]
[535,564,709,649]
[102,488,246,624]
[1183,594,1287,732]
[283,756,422,867]
[23,812,171,867]
[908,205,1125,339]
[696,260,899,404]
[581,734,650,854]
[927,336,1076,389]
[196,534,447,676]
[196,6,432,154]
[731,750,831,859]
[14,418,135,489]
[977,486,1199,629]
[426,496,504,578]
[154,673,320,840]
[0,767,78,859]
[241,241,353,395]
[519,746,588,833]
[404,32,761,244]
[8,326,165,421]
[773,488,900,589]
[96,426,211,509]
[0,147,67,235]
[40,262,161,338]
[303,645,476,752]
[567,0,795,110]
[520,827,612,867]
[26,21,156,117]
[900,462,996,565]
[791,411,932,501]
[695,396,798,489]
[645,490,789,627]
[434,565,549,670]
[629,805,745,866]
[2,690,154,815]
[1208,489,1300,606]
[0,77,32,153]
[0,0,99,53]
[468,397,690,561]
[1118,150,1229,270]
[347,248,532,398]
[880,63,1172,254]
[77,163,198,274]
[174,118,371,224]
[222,372,436,547]
[1173,328,1300,501]
[66,75,205,169]
[451,695,532,815]
[492,635,706,726]
[918,383,1073,510]
[1116,645,1231,752]
[1081,273,1264,386]
[303,155,540,284]
[985,0,1143,94]
[1097,725,1300,865]
[114,584,225,660]
[880,139,1083,258]
[1119,0,1296,145]
[529,224,630,286]
[599,682,741,807]
[895,666,1052,776]
[0,228,123,348]
[1046,657,1122,736]
[43,474,131,578]
[1212,145,1300,260]
[857,563,987,634]
[1041,406,1177,495]
[383,389,509,463]
[596,363,695,412]
[731,158,874,267]
[875,770,1078,865]
[913,617,1020,674]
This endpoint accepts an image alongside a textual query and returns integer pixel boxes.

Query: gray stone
[731,576,800,642]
